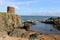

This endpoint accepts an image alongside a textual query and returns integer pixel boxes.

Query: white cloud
[0,0,20,10]
[7,5,20,10]
[0,0,60,16]
[1,0,38,5]
[0,0,36,9]
[0,0,60,7]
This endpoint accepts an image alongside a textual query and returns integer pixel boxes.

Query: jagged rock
[29,33,44,40]
[40,17,60,30]
[6,14,22,32]
[9,29,29,38]
[23,21,36,31]
[0,13,22,32]
[8,28,44,40]
[0,6,22,32]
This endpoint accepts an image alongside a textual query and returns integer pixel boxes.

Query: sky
[0,0,60,16]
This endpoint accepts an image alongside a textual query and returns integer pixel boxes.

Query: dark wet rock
[23,21,36,31]
[23,26,30,31]
[44,17,60,25]
[54,25,60,31]
[40,17,60,30]
[30,33,39,38]
[24,20,36,25]
[50,29,53,31]
[29,33,44,40]
[21,32,29,38]
[41,18,54,24]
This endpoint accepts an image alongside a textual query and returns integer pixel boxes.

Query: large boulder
[23,21,36,31]
[29,33,44,40]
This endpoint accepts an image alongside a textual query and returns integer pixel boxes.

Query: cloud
[0,0,60,16]
[0,0,36,9]
[0,0,20,10]
[0,0,60,7]
[1,0,38,6]
[7,5,20,10]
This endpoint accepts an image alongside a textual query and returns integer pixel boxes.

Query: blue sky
[0,0,60,16]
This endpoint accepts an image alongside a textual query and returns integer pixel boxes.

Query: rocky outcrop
[0,7,60,40]
[0,30,60,40]
[23,21,36,31]
[9,29,29,38]
[0,6,22,32]
[41,17,60,30]
[41,17,60,25]
[41,17,54,24]
[0,13,22,32]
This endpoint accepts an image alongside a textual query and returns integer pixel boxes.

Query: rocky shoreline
[0,29,60,40]
[0,6,60,40]
[40,17,60,30]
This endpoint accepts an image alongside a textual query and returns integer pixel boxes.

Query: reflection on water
[53,25,60,31]
[22,16,60,34]
[31,22,60,34]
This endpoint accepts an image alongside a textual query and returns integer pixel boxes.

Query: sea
[22,16,60,34]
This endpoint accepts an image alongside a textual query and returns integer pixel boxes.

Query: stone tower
[7,6,15,13]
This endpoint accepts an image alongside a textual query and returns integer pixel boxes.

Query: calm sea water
[22,16,60,34]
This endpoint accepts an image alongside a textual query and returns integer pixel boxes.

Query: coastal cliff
[0,6,60,40]
[0,10,22,32]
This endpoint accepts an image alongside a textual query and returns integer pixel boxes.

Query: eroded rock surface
[0,13,22,32]
[0,7,60,40]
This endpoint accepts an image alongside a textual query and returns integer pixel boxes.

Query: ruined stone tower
[7,6,15,13]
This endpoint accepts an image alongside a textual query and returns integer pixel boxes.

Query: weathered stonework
[7,6,15,13]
